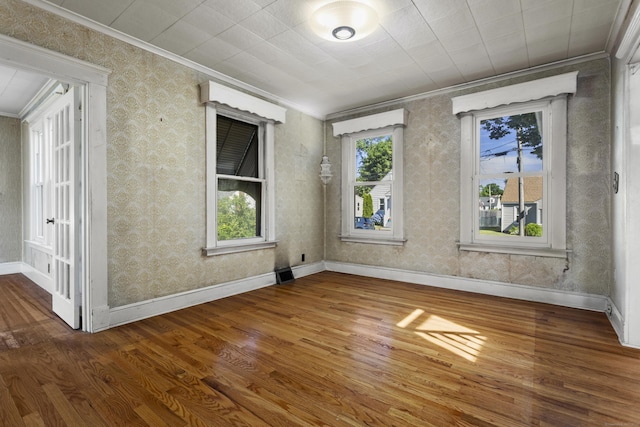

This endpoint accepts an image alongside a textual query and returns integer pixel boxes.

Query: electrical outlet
[301,253,305,262]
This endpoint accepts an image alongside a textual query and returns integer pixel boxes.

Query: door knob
[46,218,55,224]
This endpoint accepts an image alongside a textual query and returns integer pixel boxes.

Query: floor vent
[275,267,295,284]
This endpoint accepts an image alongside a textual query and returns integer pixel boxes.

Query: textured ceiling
[7,0,629,117]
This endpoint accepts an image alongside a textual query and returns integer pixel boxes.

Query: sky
[478,116,543,189]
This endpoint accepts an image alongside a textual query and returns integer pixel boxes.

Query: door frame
[0,34,110,332]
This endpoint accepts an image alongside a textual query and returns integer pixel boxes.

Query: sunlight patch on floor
[397,312,487,362]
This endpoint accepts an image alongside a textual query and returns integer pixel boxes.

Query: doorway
[0,34,109,332]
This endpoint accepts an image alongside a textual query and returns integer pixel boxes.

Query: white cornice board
[451,71,579,115]
[200,81,286,124]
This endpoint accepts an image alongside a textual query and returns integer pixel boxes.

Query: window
[216,115,262,242]
[333,109,407,245]
[200,81,286,256]
[453,72,577,257]
[31,121,46,242]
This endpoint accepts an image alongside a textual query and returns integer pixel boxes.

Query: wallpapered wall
[325,58,611,296]
[0,0,611,305]
[0,0,325,307]
[0,117,21,263]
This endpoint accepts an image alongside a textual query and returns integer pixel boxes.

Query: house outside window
[200,81,286,256]
[333,109,407,245]
[453,72,577,257]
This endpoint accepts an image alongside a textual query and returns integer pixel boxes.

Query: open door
[49,86,81,329]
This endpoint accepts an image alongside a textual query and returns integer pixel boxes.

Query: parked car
[371,209,385,226]
[354,216,374,230]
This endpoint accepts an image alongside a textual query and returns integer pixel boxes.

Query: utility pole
[517,129,525,236]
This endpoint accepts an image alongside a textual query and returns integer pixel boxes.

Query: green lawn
[479,229,505,236]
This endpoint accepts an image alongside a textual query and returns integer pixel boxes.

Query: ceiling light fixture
[310,1,379,42]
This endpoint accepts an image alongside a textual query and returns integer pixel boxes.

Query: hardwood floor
[1,272,639,426]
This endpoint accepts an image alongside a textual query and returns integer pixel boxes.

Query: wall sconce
[320,155,332,185]
[310,1,379,42]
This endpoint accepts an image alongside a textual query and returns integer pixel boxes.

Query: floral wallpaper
[0,0,325,306]
[0,116,21,263]
[0,0,612,306]
[326,58,611,296]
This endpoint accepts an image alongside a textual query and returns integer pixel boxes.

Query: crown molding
[327,52,609,121]
[20,0,323,119]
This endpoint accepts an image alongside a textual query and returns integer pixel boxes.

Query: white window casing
[453,72,577,258]
[333,108,407,245]
[200,81,285,256]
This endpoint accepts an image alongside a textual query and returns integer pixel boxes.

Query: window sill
[202,241,277,257]
[458,243,569,258]
[339,235,406,246]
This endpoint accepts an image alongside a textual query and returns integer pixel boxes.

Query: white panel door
[49,86,81,329]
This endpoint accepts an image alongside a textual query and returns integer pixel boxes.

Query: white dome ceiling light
[310,1,379,42]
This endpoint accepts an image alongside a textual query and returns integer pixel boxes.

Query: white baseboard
[0,262,52,294]
[20,264,53,294]
[0,262,22,275]
[325,261,608,312]
[108,261,324,328]
[607,298,626,343]
[291,261,326,278]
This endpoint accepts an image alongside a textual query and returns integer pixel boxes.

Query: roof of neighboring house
[501,176,543,203]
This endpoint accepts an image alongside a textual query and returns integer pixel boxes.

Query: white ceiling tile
[267,0,315,27]
[182,5,234,38]
[490,51,530,74]
[375,0,415,17]
[426,66,465,88]
[569,23,612,56]
[477,13,524,41]
[484,32,527,56]
[407,41,455,73]
[246,41,291,65]
[413,0,469,22]
[467,0,522,24]
[241,9,289,40]
[270,29,331,66]
[448,44,495,81]
[381,5,437,50]
[183,37,241,68]
[428,8,476,39]
[59,0,134,25]
[527,39,569,66]
[523,0,573,27]
[217,25,265,51]
[203,0,262,22]
[151,21,211,55]
[524,16,572,45]
[225,51,269,71]
[573,0,621,13]
[0,67,50,116]
[521,0,569,11]
[570,2,618,32]
[9,0,629,116]
[111,0,197,41]
[439,27,483,52]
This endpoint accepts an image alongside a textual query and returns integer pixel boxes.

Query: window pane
[480,112,542,175]
[217,178,261,241]
[354,184,391,230]
[355,136,392,182]
[478,176,543,237]
[216,115,259,177]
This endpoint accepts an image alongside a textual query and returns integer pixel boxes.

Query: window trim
[200,81,285,256]
[454,73,576,258]
[333,109,407,245]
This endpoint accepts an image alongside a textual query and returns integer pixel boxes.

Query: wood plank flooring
[1,271,639,426]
